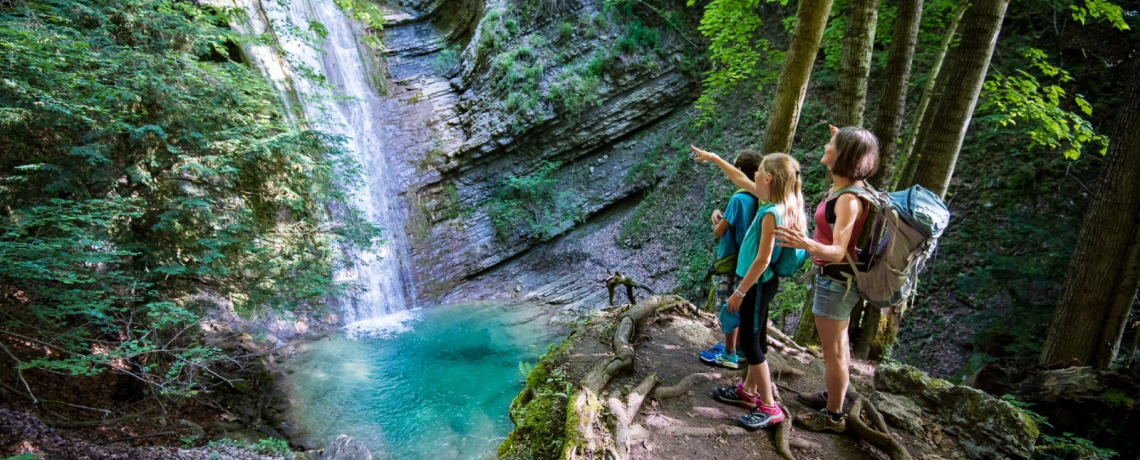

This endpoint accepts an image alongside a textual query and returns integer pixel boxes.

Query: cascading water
[231,0,416,330]
[229,2,569,457]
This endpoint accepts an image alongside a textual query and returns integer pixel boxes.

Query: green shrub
[549,70,602,117]
[431,46,460,74]
[489,162,584,241]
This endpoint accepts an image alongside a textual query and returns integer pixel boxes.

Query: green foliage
[489,41,546,131]
[489,161,584,241]
[691,0,786,123]
[3,455,43,460]
[208,438,294,458]
[618,21,661,53]
[1068,0,1130,30]
[0,0,378,396]
[548,69,603,118]
[501,341,572,459]
[334,0,385,30]
[980,48,1109,160]
[1036,433,1119,460]
[333,0,385,50]
[770,277,808,330]
[476,7,515,55]
[432,46,460,75]
[559,21,575,42]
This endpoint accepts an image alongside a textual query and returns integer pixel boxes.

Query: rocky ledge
[502,295,1042,460]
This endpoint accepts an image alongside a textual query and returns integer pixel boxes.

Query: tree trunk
[867,0,924,188]
[900,0,1009,198]
[894,0,967,190]
[854,305,902,360]
[1040,58,1140,368]
[835,0,880,128]
[761,0,835,154]
[794,282,821,346]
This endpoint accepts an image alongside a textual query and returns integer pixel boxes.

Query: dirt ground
[601,309,970,460]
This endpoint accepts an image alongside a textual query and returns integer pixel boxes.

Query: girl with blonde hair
[691,146,806,430]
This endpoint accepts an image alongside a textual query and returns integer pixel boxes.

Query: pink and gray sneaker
[711,382,761,410]
[739,402,786,430]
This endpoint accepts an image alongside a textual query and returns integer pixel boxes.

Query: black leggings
[739,276,780,365]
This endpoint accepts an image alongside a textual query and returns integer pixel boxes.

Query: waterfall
[230,0,417,328]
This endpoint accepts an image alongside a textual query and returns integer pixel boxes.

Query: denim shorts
[812,274,861,321]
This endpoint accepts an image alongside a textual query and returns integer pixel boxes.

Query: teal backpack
[737,204,807,279]
[768,204,807,278]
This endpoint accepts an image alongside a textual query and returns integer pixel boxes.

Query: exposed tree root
[773,403,796,460]
[789,436,822,451]
[846,389,912,460]
[567,295,685,460]
[606,373,658,460]
[653,372,723,399]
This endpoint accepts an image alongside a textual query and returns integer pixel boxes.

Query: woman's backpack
[829,184,950,309]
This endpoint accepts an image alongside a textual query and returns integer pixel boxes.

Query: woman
[774,125,879,433]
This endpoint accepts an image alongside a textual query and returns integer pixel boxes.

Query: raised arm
[690,145,757,193]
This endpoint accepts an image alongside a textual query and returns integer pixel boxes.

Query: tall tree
[1040,58,1140,369]
[900,0,1010,197]
[761,0,835,154]
[894,0,967,190]
[851,0,924,360]
[866,0,924,188]
[835,0,880,127]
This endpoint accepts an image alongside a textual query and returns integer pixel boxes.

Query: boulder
[869,391,925,435]
[321,435,372,460]
[876,363,1039,460]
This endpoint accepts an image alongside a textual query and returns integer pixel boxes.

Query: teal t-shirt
[716,191,759,259]
[735,203,784,283]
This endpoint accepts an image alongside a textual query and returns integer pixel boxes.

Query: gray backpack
[827,184,950,309]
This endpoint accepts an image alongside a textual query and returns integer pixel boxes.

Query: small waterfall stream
[232,0,416,328]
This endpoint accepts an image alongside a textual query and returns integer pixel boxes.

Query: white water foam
[344,309,421,339]
[231,0,417,324]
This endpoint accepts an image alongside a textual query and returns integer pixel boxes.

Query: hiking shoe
[739,404,785,430]
[794,408,847,434]
[713,352,740,369]
[797,391,829,410]
[712,383,760,410]
[698,342,726,364]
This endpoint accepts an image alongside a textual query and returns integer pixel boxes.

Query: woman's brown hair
[832,127,880,181]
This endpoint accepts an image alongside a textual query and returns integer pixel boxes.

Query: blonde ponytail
[759,153,807,233]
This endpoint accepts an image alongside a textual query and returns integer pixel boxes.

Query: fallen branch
[0,341,36,403]
[43,408,154,429]
[653,372,722,399]
[96,431,176,445]
[0,381,112,415]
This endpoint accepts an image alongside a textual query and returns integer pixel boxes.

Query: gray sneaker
[794,408,846,434]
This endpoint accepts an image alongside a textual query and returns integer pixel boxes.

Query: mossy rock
[877,363,1039,459]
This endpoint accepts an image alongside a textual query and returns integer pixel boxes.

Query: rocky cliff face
[376,0,702,306]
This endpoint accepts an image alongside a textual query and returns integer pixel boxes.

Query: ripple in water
[282,302,563,460]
